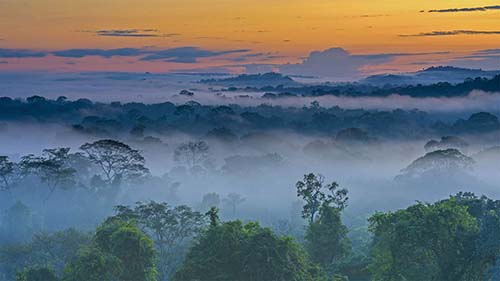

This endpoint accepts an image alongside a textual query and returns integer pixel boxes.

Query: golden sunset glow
[0,0,499,72]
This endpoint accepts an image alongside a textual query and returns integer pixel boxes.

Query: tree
[296,173,348,224]
[305,206,351,269]
[20,148,77,200]
[173,141,210,171]
[368,198,487,281]
[198,192,221,212]
[223,193,245,215]
[16,267,58,281]
[93,219,157,281]
[173,220,323,281]
[80,139,149,188]
[62,247,121,281]
[0,156,18,191]
[29,229,91,275]
[0,201,38,244]
[113,202,206,280]
[398,149,475,179]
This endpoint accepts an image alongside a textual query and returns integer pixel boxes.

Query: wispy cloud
[139,47,250,63]
[400,30,500,37]
[425,5,500,13]
[94,29,179,37]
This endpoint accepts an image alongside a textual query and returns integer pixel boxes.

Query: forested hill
[226,75,500,98]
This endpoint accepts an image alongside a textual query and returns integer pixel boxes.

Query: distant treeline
[227,75,500,98]
[0,96,499,140]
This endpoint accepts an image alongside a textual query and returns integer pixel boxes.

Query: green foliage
[368,198,486,281]
[63,219,156,281]
[16,267,58,281]
[113,201,206,280]
[62,247,121,281]
[173,220,323,281]
[305,206,351,269]
[95,219,157,281]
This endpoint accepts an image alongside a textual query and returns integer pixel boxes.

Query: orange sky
[0,0,499,73]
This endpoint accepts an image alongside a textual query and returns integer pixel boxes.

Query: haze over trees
[2,78,500,281]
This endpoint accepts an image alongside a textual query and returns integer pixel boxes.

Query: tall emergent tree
[296,173,348,224]
[80,139,149,189]
[20,148,77,200]
[296,173,351,273]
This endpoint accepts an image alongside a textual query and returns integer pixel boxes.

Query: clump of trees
[113,201,206,280]
[173,209,324,281]
[63,218,156,281]
[368,192,500,281]
[2,146,500,281]
[0,139,150,203]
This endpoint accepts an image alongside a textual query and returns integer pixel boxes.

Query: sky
[0,0,499,79]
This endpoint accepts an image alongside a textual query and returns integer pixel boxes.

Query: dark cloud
[0,61,8,64]
[48,46,249,63]
[51,48,145,58]
[426,5,500,13]
[0,48,46,58]
[94,29,179,37]
[400,30,500,37]
[139,47,250,63]
[224,52,285,63]
[477,49,500,55]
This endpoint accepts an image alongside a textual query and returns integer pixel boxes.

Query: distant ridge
[200,72,301,87]
[361,66,500,86]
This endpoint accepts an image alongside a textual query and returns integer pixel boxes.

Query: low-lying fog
[1,120,499,233]
[2,72,500,115]
[1,72,500,236]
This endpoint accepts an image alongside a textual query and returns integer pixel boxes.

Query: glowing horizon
[1,0,499,76]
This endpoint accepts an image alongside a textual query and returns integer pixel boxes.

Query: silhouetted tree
[173,141,210,172]
[223,193,245,215]
[296,173,348,224]
[20,148,77,200]
[80,139,149,188]
[0,156,17,191]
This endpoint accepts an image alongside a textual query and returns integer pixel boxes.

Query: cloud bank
[278,48,448,80]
